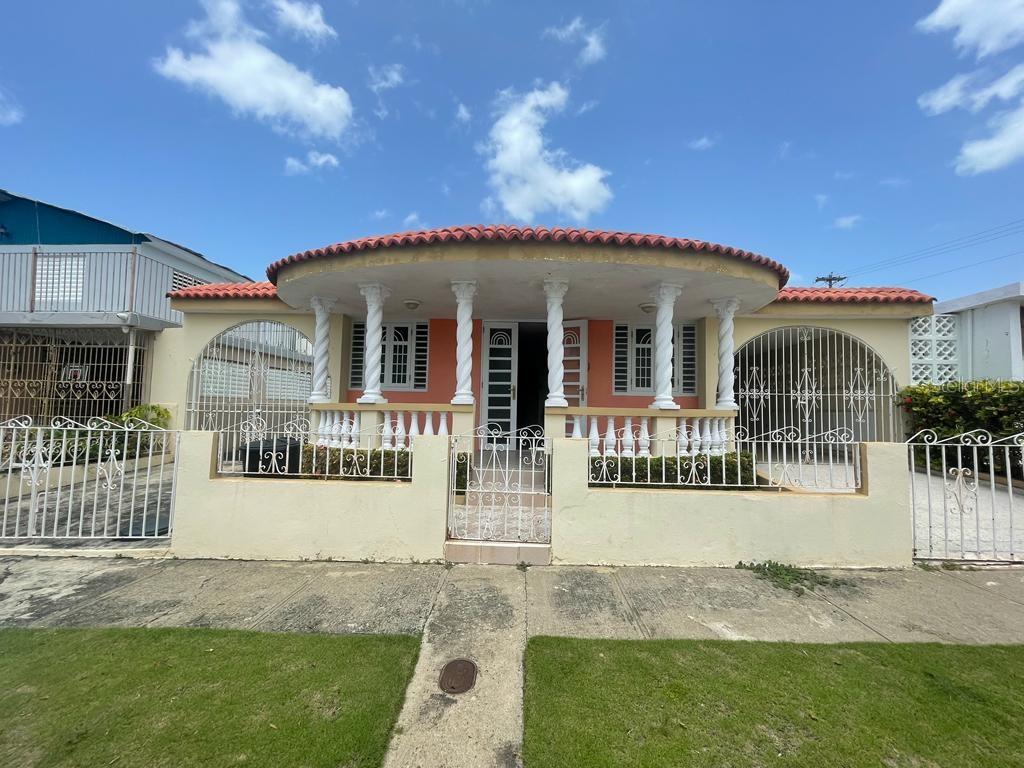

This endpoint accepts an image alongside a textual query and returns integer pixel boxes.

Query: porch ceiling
[275,255,779,321]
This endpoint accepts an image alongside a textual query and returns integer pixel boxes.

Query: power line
[844,216,1024,278]
[901,247,1024,284]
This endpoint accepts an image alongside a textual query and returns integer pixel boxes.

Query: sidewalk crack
[809,589,893,643]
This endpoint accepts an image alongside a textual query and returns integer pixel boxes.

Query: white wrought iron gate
[1,416,178,540]
[447,426,552,543]
[908,430,1023,563]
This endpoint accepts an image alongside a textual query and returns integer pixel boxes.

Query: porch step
[444,540,551,566]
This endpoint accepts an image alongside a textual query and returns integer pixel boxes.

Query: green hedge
[899,381,1024,438]
[589,451,757,489]
[300,444,411,480]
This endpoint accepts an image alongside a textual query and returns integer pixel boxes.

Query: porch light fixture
[639,302,657,314]
[403,299,422,311]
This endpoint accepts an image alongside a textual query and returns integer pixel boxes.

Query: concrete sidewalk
[3,556,1024,767]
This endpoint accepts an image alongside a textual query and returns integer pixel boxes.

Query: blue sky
[1,0,1023,299]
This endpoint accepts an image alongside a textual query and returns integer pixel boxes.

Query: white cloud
[833,214,863,229]
[543,17,607,66]
[455,102,471,123]
[814,193,829,210]
[283,149,339,174]
[0,88,24,126]
[833,170,856,180]
[576,99,598,115]
[917,0,1024,59]
[371,208,390,220]
[367,63,405,119]
[154,0,352,140]
[402,211,425,229]
[880,176,910,187]
[918,3,1024,174]
[269,0,336,43]
[956,101,1024,173]
[688,135,716,151]
[777,140,792,159]
[481,82,612,223]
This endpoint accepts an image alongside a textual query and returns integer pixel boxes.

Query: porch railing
[586,422,861,492]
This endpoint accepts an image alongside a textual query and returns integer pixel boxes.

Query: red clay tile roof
[776,287,934,304]
[265,225,791,286]
[168,281,277,299]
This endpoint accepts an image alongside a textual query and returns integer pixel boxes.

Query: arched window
[734,326,901,442]
[185,321,314,435]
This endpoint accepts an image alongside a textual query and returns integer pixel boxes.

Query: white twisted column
[650,282,683,410]
[543,279,569,408]
[450,281,477,405]
[711,297,740,409]
[357,283,390,404]
[308,297,336,403]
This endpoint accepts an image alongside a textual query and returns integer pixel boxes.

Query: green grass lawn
[0,628,419,768]
[524,636,1024,768]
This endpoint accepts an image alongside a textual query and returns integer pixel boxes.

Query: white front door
[482,322,518,442]
[562,320,588,408]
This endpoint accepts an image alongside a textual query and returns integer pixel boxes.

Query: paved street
[3,556,1024,767]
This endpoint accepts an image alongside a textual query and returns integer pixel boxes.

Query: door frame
[481,320,519,442]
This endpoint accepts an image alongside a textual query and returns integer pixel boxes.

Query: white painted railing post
[638,417,651,458]
[382,411,394,449]
[543,279,569,408]
[603,417,618,457]
[711,297,740,409]
[621,416,635,457]
[309,297,336,403]
[588,417,600,456]
[651,282,683,409]
[451,281,477,405]
[423,411,435,436]
[357,283,390,404]
[571,415,584,438]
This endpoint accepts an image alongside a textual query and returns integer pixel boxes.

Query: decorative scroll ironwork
[734,326,900,443]
[907,429,1024,563]
[447,425,552,544]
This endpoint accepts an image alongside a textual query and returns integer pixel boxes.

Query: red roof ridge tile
[776,286,934,304]
[265,224,791,286]
[168,281,277,300]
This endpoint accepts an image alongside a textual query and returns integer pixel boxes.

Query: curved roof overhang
[266,225,789,321]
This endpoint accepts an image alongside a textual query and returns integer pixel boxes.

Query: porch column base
[650,399,680,410]
[450,393,475,406]
[356,394,387,404]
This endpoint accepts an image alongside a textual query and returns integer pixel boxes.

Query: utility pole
[814,272,847,288]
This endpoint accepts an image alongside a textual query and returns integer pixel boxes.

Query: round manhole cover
[439,658,477,694]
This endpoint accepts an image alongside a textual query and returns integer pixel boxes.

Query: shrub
[589,451,757,489]
[300,444,411,481]
[899,380,1024,438]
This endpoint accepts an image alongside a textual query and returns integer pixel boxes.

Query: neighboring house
[0,189,249,422]
[920,282,1024,382]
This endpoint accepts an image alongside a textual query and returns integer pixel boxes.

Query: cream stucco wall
[148,300,342,429]
[171,431,448,562]
[549,438,912,568]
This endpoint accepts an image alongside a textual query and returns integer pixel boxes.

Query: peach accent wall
[586,320,699,409]
[344,318,698,409]
[345,318,484,407]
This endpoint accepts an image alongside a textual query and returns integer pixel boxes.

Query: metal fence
[908,429,1023,562]
[215,413,413,481]
[1,416,178,540]
[587,424,861,492]
[447,426,552,543]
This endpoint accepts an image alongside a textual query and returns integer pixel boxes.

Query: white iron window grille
[734,326,901,443]
[349,321,429,391]
[185,320,314,437]
[910,314,960,384]
[613,322,698,396]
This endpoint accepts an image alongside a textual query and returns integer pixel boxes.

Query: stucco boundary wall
[549,439,912,568]
[170,431,448,562]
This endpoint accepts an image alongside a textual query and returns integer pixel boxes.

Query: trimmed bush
[300,444,411,480]
[589,451,757,489]
[899,380,1024,438]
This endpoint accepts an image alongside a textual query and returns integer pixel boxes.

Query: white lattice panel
[910,314,961,384]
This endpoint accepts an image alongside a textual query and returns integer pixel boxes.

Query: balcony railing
[0,248,183,326]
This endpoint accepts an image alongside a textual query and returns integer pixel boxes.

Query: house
[0,189,250,422]
[923,282,1023,382]
[143,225,930,567]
